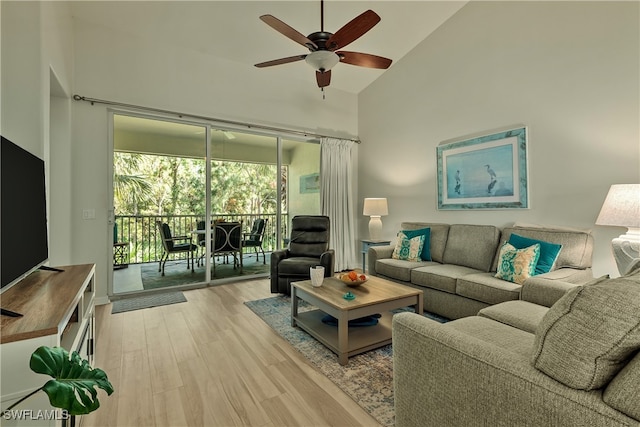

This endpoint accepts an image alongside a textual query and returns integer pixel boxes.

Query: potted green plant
[3,346,113,422]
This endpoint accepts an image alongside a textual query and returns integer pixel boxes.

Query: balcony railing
[114,213,287,265]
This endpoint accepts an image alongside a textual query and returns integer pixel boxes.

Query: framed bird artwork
[436,126,529,210]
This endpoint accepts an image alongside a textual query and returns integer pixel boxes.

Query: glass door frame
[108,109,211,297]
[107,109,317,297]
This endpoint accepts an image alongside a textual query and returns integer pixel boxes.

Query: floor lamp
[595,184,640,276]
[363,198,388,241]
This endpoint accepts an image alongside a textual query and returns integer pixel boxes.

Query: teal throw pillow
[401,228,431,261]
[391,232,425,262]
[508,233,562,275]
[495,242,541,285]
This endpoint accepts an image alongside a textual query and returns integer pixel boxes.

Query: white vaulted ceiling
[70,1,466,95]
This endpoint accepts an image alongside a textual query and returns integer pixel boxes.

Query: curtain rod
[72,94,361,144]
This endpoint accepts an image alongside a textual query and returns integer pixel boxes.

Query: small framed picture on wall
[300,173,320,193]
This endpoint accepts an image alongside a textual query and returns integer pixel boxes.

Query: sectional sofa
[392,264,640,426]
[368,222,595,319]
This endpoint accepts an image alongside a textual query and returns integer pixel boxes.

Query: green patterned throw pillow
[495,242,541,284]
[508,233,562,275]
[402,227,431,261]
[391,232,425,262]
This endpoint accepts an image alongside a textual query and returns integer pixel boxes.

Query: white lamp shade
[305,51,340,72]
[595,184,640,228]
[363,198,389,216]
[596,184,640,276]
[364,198,388,241]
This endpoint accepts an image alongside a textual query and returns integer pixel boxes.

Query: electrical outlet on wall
[82,209,96,220]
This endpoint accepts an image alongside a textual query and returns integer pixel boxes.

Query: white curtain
[320,137,357,271]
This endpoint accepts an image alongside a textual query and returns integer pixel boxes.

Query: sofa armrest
[520,268,594,307]
[367,245,394,276]
[392,312,635,427]
[271,248,289,263]
[521,277,580,307]
[535,267,594,283]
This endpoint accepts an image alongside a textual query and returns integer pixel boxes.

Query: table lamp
[595,184,640,275]
[363,198,388,241]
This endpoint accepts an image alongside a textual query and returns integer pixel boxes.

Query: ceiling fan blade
[326,10,381,51]
[260,15,318,50]
[255,55,306,68]
[338,51,392,69]
[316,70,331,88]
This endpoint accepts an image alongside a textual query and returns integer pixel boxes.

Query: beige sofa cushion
[456,273,521,305]
[603,351,640,420]
[375,258,433,282]
[532,270,640,390]
[478,300,549,334]
[411,264,482,294]
[442,224,501,271]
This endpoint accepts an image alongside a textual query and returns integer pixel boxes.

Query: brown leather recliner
[270,215,335,295]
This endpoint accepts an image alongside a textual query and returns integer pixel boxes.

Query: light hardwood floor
[82,279,382,427]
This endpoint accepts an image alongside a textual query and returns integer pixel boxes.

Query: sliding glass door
[110,113,321,297]
[201,129,279,282]
[111,114,207,294]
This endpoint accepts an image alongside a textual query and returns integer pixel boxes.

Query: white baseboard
[95,296,111,306]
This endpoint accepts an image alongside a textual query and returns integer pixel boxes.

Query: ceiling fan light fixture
[256,2,391,89]
[305,51,340,72]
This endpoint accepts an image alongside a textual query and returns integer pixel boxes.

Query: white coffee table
[291,275,423,365]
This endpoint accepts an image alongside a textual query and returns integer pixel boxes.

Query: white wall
[1,1,43,152]
[71,15,358,300]
[1,1,75,268]
[358,1,640,277]
[44,1,75,266]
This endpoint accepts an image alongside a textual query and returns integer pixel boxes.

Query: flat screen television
[1,135,49,293]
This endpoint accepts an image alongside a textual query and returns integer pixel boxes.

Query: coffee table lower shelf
[294,309,393,360]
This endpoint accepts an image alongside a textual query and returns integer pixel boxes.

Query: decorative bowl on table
[339,271,368,287]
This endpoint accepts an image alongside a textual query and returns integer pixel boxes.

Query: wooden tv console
[0,264,96,426]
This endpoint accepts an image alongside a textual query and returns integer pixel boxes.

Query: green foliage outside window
[114,153,283,217]
[113,152,286,263]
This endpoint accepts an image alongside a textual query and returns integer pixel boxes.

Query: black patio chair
[242,218,268,264]
[156,220,197,276]
[195,220,208,266]
[212,221,243,275]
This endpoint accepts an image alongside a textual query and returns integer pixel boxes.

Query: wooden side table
[113,242,129,269]
[361,239,391,273]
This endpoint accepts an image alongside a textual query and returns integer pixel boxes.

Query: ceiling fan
[254,0,393,90]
